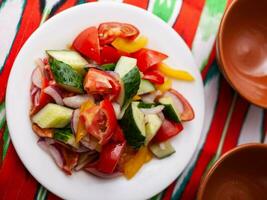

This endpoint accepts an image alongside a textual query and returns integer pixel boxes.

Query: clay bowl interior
[217,0,267,108]
[197,144,267,200]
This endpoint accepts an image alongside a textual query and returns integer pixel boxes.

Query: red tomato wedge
[97,142,126,174]
[84,68,121,101]
[112,126,126,143]
[72,26,101,64]
[98,22,139,45]
[168,89,195,121]
[132,48,168,72]
[153,119,183,143]
[143,70,165,84]
[80,99,117,145]
[101,45,121,64]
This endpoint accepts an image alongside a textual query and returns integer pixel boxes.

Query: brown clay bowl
[217,0,267,108]
[197,143,267,200]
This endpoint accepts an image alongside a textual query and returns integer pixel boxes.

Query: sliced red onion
[31,67,43,88]
[71,109,80,135]
[34,90,41,106]
[44,86,64,105]
[75,153,98,171]
[112,102,121,119]
[107,71,120,80]
[157,111,165,121]
[37,139,63,168]
[141,90,162,103]
[35,58,45,68]
[31,85,39,96]
[164,91,184,113]
[140,105,165,115]
[80,136,99,151]
[85,167,122,179]
[63,95,93,108]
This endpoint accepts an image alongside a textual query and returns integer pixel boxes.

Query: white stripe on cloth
[0,0,24,71]
[238,105,264,145]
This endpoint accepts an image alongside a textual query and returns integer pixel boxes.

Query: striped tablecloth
[1,0,265,200]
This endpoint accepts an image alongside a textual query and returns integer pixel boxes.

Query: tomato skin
[98,22,139,45]
[80,99,117,145]
[169,89,195,121]
[101,45,121,64]
[84,68,121,101]
[143,70,165,84]
[112,126,125,143]
[72,26,101,64]
[132,48,168,72]
[97,141,126,174]
[153,119,183,143]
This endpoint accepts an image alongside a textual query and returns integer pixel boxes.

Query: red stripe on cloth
[0,1,41,103]
[180,78,234,200]
[123,0,149,10]
[47,192,62,200]
[262,110,267,141]
[172,0,205,48]
[55,0,77,15]
[0,125,5,167]
[201,44,216,79]
[17,176,38,200]
[162,181,176,200]
[221,96,249,154]
[86,0,97,2]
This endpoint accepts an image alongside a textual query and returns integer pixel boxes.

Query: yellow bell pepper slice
[133,95,141,101]
[76,100,94,142]
[111,36,148,53]
[156,77,173,92]
[158,63,194,81]
[123,146,153,179]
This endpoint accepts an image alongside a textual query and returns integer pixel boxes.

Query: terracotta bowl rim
[217,0,267,108]
[197,143,267,200]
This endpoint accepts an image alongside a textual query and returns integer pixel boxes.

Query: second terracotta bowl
[217,0,267,108]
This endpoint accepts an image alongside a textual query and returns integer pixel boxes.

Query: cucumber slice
[150,141,175,159]
[50,59,84,93]
[137,79,155,95]
[145,114,162,145]
[32,103,73,128]
[115,56,137,78]
[53,128,78,148]
[138,102,156,109]
[159,96,181,122]
[46,50,88,75]
[101,63,116,71]
[119,102,146,148]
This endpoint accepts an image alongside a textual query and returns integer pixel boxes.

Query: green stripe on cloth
[2,126,10,159]
[35,185,48,200]
[0,102,6,129]
[152,0,177,22]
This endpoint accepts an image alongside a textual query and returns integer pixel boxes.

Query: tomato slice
[153,119,183,143]
[84,68,121,101]
[112,126,125,143]
[80,99,117,145]
[168,89,195,121]
[143,70,165,84]
[98,22,139,45]
[101,45,121,64]
[132,48,168,72]
[97,141,126,174]
[72,26,101,64]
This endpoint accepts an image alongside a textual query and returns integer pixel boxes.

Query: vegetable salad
[30,22,194,179]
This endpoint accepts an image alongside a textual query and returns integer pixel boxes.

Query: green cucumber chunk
[138,102,156,109]
[159,96,181,122]
[49,59,84,93]
[137,79,155,95]
[101,63,116,71]
[46,50,88,75]
[119,102,146,148]
[32,103,73,128]
[115,56,137,77]
[150,141,175,159]
[145,114,162,145]
[53,128,78,148]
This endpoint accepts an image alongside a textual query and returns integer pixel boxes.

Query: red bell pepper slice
[97,141,126,174]
[132,48,168,72]
[153,119,183,143]
[80,99,117,145]
[143,70,165,84]
[72,26,101,64]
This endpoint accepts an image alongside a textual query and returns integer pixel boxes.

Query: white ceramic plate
[6,2,204,200]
